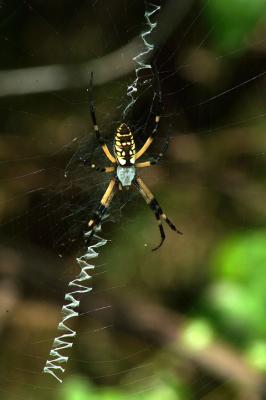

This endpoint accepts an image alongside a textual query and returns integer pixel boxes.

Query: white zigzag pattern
[123,2,161,116]
[43,237,107,383]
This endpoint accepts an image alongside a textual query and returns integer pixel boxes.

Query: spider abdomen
[114,123,136,166]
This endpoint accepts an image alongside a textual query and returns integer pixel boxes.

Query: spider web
[0,0,266,399]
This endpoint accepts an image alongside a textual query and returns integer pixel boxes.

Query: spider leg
[135,73,163,161]
[135,177,182,251]
[135,137,169,168]
[89,72,116,163]
[87,177,117,241]
[135,113,161,160]
[80,158,115,173]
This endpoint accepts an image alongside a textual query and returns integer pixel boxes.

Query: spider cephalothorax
[84,73,182,251]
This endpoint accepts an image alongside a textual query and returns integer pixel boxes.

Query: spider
[83,73,182,251]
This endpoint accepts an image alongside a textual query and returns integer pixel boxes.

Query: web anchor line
[43,235,107,383]
[123,2,161,117]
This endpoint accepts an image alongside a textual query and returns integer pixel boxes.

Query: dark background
[0,1,266,399]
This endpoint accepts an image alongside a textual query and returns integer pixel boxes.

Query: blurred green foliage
[246,340,266,372]
[206,231,266,374]
[181,319,214,352]
[205,0,266,53]
[208,230,266,338]
[60,375,185,400]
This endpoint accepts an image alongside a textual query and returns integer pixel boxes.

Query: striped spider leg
[134,176,182,251]
[134,89,163,161]
[87,177,118,240]
[135,136,169,169]
[89,72,116,164]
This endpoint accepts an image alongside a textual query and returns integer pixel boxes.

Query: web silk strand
[43,237,107,383]
[123,2,161,117]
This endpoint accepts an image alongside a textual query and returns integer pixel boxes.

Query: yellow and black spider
[83,73,182,251]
